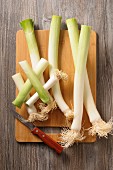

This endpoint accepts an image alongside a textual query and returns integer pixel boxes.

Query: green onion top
[20,19,34,33]
[20,18,40,66]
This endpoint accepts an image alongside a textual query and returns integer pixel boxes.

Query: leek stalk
[48,15,73,121]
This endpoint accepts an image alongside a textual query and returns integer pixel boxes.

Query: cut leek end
[89,118,113,138]
[20,19,34,33]
[12,100,22,108]
[51,15,62,26]
[60,129,85,148]
[52,15,62,20]
[12,73,21,79]
[66,18,77,25]
[81,25,92,31]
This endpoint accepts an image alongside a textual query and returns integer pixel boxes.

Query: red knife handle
[31,127,63,154]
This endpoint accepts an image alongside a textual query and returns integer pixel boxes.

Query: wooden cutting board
[15,30,96,142]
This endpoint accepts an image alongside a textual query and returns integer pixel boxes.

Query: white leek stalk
[48,15,73,121]
[61,25,91,148]
[67,18,113,138]
[12,73,48,121]
[12,58,48,108]
[26,70,68,106]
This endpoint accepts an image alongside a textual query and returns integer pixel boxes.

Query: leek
[19,60,50,104]
[61,25,91,148]
[48,15,73,121]
[66,18,113,138]
[12,58,48,108]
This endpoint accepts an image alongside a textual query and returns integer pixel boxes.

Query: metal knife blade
[12,110,35,130]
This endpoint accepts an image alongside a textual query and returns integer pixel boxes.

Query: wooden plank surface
[16,30,96,142]
[0,0,113,170]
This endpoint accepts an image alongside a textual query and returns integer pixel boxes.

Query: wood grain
[16,30,96,142]
[0,0,113,170]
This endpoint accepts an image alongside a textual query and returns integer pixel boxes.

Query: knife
[12,110,63,154]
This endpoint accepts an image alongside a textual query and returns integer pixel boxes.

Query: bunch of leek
[61,25,91,148]
[66,18,113,138]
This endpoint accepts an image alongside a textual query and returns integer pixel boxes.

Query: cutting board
[15,30,96,142]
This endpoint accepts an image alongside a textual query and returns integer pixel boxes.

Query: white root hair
[27,101,57,122]
[27,112,49,122]
[88,118,113,138]
[60,128,85,148]
[39,100,57,114]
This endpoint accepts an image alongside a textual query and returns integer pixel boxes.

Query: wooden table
[0,0,113,169]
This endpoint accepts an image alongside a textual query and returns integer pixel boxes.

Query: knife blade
[12,110,63,154]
